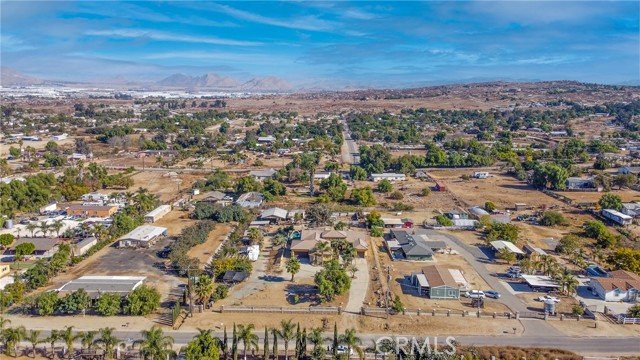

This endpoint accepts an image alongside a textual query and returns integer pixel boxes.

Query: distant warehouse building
[371,173,407,182]
[144,205,171,223]
[118,225,167,248]
[56,276,146,299]
[601,209,633,226]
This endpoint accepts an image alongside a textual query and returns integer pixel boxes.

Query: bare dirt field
[187,223,233,269]
[154,209,197,236]
[429,168,566,210]
[555,189,640,204]
[127,171,203,202]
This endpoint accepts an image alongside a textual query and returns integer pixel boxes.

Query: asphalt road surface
[24,330,640,356]
[341,119,359,165]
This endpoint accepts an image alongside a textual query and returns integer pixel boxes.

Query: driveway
[345,258,369,313]
[425,230,562,336]
[575,280,633,314]
[227,246,269,301]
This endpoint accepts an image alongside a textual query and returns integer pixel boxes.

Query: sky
[1,1,639,88]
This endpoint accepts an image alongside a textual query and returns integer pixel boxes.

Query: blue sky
[1,1,638,88]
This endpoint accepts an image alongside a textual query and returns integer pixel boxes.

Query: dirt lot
[556,189,640,204]
[154,209,197,236]
[127,170,203,202]
[429,168,567,210]
[187,223,233,269]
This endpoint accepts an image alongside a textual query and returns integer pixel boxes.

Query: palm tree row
[0,320,120,359]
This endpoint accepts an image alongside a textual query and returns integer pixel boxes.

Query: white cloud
[0,34,36,51]
[206,4,340,32]
[85,29,262,47]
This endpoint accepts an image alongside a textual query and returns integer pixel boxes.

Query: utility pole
[187,267,194,317]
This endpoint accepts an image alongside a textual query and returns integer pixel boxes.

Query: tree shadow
[286,284,320,305]
[258,275,286,282]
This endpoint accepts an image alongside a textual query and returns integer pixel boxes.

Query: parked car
[19,219,29,225]
[485,290,501,299]
[537,295,560,303]
[30,217,39,221]
[464,290,485,299]
[329,346,353,355]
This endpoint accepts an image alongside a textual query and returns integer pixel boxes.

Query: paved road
[341,119,359,165]
[345,258,370,313]
[22,330,639,356]
[425,230,562,337]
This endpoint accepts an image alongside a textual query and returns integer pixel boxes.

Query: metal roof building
[118,225,167,248]
[57,276,146,298]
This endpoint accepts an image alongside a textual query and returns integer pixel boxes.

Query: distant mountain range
[1,67,293,92]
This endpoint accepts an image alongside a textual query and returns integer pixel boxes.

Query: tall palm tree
[312,241,330,265]
[50,219,65,238]
[25,223,38,238]
[94,327,120,360]
[26,330,43,358]
[61,326,82,359]
[81,331,97,352]
[4,325,26,357]
[194,276,215,305]
[38,221,50,238]
[339,328,363,360]
[307,328,325,360]
[134,325,174,360]
[270,328,278,360]
[540,255,558,277]
[45,330,61,360]
[237,324,259,360]
[277,320,295,360]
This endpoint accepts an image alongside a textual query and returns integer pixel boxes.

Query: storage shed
[144,205,171,223]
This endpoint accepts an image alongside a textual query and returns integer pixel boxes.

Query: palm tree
[312,241,330,265]
[45,330,61,360]
[298,152,319,194]
[194,276,215,305]
[286,257,301,282]
[134,325,174,360]
[25,223,38,238]
[61,326,82,359]
[247,228,263,245]
[4,325,26,357]
[307,328,325,360]
[237,324,259,360]
[278,320,295,360]
[270,328,279,360]
[50,219,64,238]
[0,316,10,331]
[339,328,363,360]
[540,255,558,277]
[26,330,43,358]
[94,327,120,360]
[38,221,51,237]
[271,234,286,249]
[81,331,97,352]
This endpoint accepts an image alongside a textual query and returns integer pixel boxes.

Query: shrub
[572,305,584,316]
[484,201,496,212]
[435,215,453,226]
[370,227,384,237]
[420,187,431,197]
[540,211,568,226]
[389,191,404,200]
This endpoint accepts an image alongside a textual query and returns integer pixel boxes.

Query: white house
[249,169,277,182]
[236,192,264,208]
[371,173,407,182]
[82,192,109,203]
[591,270,640,302]
[621,203,640,218]
[118,225,167,248]
[473,171,489,179]
[602,209,633,226]
[313,172,332,180]
[257,135,276,145]
[51,133,68,141]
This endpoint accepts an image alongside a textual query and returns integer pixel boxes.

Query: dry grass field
[187,223,233,269]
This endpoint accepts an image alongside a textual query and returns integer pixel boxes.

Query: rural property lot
[187,222,233,269]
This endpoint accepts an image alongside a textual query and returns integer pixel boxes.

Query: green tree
[135,325,174,360]
[185,328,220,360]
[485,222,519,243]
[349,166,367,181]
[25,223,38,238]
[194,276,215,305]
[598,193,623,211]
[627,304,640,318]
[45,141,60,153]
[95,293,122,316]
[376,179,393,194]
[14,242,36,261]
[496,248,517,264]
[81,331,97,351]
[44,330,61,360]
[0,234,15,247]
[308,328,326,360]
[420,187,431,197]
[369,227,384,237]
[555,235,583,255]
[278,320,295,360]
[314,260,351,302]
[36,291,59,316]
[306,203,333,227]
[365,210,384,228]
[435,215,453,226]
[94,327,120,360]
[61,326,82,359]
[593,157,609,170]
[351,187,376,206]
[237,324,259,360]
[235,176,261,194]
[286,257,301,282]
[124,285,161,316]
[484,201,496,212]
[3,325,26,357]
[320,173,348,201]
[540,211,567,226]
[610,248,640,274]
[391,295,405,314]
[339,328,363,360]
[26,329,43,358]
[614,174,638,189]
